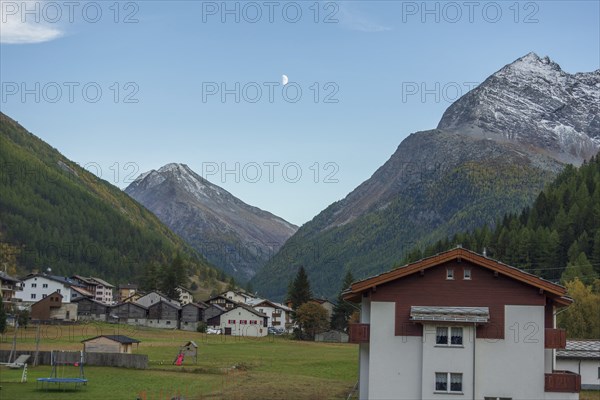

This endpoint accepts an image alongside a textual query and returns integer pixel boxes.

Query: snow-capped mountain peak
[438,53,599,165]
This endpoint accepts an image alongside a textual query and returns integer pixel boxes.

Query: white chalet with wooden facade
[208,304,268,337]
[343,248,580,400]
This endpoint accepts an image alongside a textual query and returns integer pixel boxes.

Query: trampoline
[36,351,87,391]
[36,377,88,390]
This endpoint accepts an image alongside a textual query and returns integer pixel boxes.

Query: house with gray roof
[557,340,600,390]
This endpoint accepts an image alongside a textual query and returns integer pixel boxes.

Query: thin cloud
[338,4,392,33]
[0,1,64,44]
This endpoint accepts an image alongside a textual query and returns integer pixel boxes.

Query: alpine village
[1,53,599,400]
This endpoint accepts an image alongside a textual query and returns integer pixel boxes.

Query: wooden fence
[0,350,148,369]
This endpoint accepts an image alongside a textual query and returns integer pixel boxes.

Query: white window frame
[446,268,454,280]
[435,372,463,393]
[464,268,471,280]
[435,326,463,346]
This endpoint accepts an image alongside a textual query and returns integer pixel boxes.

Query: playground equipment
[172,341,198,365]
[36,350,88,390]
[0,354,30,383]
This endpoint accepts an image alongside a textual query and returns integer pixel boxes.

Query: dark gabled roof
[208,303,226,312]
[343,247,571,305]
[0,271,20,283]
[250,299,292,312]
[118,283,138,289]
[22,273,83,288]
[71,274,95,284]
[183,302,206,309]
[138,290,180,305]
[223,303,268,318]
[110,301,148,310]
[557,340,600,360]
[206,294,241,304]
[147,299,181,310]
[72,297,108,307]
[311,298,334,305]
[30,291,63,306]
[81,335,140,344]
[70,286,95,297]
[89,277,114,288]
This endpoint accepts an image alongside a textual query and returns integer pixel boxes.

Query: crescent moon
[282,74,289,85]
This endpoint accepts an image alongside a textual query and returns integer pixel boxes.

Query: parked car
[268,327,285,335]
[206,328,222,335]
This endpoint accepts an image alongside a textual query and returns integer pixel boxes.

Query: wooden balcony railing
[545,328,566,349]
[545,371,581,393]
[348,323,370,344]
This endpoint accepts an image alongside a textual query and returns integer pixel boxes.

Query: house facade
[15,274,79,303]
[70,285,94,301]
[557,340,600,390]
[343,247,580,400]
[175,286,194,305]
[311,298,335,322]
[70,275,114,304]
[208,305,268,337]
[250,299,293,331]
[117,283,138,302]
[222,290,253,304]
[0,271,21,305]
[89,277,115,304]
[30,291,77,321]
[207,294,239,310]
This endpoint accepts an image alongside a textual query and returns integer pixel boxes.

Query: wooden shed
[82,335,141,354]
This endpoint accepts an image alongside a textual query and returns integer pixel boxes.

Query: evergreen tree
[227,276,236,291]
[287,266,312,310]
[561,253,598,286]
[160,253,188,299]
[330,271,356,331]
[403,155,600,283]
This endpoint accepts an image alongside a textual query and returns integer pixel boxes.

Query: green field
[0,323,358,399]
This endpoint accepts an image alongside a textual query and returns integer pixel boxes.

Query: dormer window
[446,268,454,280]
[464,268,471,280]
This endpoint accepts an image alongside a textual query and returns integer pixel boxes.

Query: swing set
[36,350,88,390]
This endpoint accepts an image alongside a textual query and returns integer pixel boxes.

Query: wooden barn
[30,291,77,322]
[180,302,206,331]
[147,300,180,329]
[73,297,109,321]
[110,302,148,325]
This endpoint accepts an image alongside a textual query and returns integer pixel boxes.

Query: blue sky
[1,0,599,225]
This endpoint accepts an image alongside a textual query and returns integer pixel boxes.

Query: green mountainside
[251,130,562,300]
[0,112,217,285]
[404,155,600,282]
[251,53,599,301]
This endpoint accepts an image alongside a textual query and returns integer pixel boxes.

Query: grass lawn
[582,391,600,400]
[0,322,358,399]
